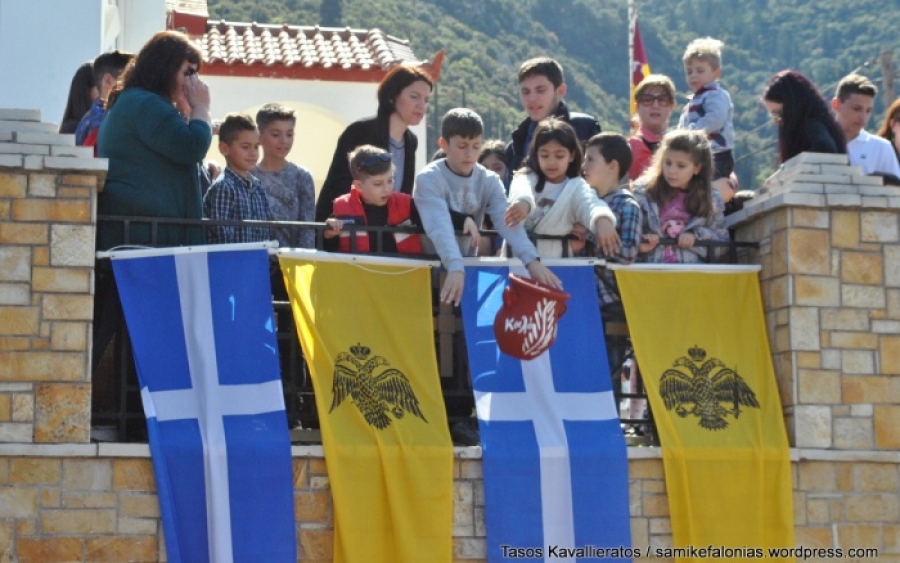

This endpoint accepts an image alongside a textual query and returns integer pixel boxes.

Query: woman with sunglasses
[761,70,846,165]
[98,30,213,250]
[628,74,678,180]
[315,63,433,224]
[93,31,213,391]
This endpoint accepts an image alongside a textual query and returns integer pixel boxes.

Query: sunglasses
[637,94,673,107]
[356,152,392,170]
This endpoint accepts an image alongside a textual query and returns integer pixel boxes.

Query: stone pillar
[728,152,900,449]
[0,109,106,443]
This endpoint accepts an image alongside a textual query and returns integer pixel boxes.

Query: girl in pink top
[633,129,728,263]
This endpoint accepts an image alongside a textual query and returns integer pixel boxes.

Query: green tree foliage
[207,0,900,187]
[318,0,342,27]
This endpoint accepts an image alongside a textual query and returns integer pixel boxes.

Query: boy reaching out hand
[414,108,562,306]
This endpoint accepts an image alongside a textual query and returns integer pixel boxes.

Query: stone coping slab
[726,153,900,229]
[3,443,897,464]
[727,190,900,229]
[0,106,108,176]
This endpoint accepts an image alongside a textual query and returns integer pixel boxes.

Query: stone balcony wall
[0,446,896,563]
[728,152,900,450]
[0,109,106,443]
[1,104,899,561]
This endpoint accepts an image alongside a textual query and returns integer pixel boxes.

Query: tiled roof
[196,21,418,71]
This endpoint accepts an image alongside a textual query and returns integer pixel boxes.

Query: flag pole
[628,0,637,125]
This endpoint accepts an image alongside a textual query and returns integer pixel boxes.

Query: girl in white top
[504,119,619,258]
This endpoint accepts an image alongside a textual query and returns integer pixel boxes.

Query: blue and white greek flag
[461,260,632,562]
[110,243,296,563]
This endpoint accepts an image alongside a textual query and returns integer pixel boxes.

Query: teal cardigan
[97,88,212,249]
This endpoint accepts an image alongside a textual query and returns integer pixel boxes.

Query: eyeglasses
[356,152,392,171]
[770,109,783,124]
[638,94,673,107]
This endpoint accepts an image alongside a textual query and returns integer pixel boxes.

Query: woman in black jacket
[761,70,847,164]
[315,64,433,221]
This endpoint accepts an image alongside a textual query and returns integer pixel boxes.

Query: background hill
[207,0,900,187]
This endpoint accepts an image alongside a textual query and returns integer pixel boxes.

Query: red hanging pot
[493,273,571,360]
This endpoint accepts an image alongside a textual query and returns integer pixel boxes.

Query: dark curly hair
[762,70,846,164]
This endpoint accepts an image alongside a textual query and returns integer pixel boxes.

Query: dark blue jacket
[505,100,601,185]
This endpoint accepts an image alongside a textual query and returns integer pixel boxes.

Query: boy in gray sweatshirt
[414,108,562,305]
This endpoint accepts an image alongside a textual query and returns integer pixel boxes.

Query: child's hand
[712,177,736,203]
[206,160,222,181]
[526,260,563,289]
[569,222,588,254]
[462,217,481,250]
[677,231,696,248]
[570,222,588,239]
[594,218,621,256]
[324,218,343,239]
[504,201,530,227]
[640,233,659,253]
[440,271,465,306]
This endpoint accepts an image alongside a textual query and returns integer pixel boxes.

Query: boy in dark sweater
[506,57,601,182]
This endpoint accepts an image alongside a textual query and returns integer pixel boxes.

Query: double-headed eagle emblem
[660,346,760,431]
[330,343,427,430]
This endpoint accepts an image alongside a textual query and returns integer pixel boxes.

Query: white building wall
[0,0,427,186]
[204,75,427,192]
[0,0,165,128]
[115,0,166,53]
[0,0,104,127]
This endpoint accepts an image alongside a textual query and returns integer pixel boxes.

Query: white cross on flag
[110,243,296,563]
[461,260,632,562]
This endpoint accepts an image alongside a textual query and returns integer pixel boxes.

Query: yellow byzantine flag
[278,251,453,563]
[616,265,793,562]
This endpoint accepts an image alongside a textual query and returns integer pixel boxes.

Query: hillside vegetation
[207,0,900,186]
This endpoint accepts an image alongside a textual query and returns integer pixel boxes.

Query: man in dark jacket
[506,57,601,184]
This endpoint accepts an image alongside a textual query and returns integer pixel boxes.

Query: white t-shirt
[847,130,900,177]
[524,179,567,231]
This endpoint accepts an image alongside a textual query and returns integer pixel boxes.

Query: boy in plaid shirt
[204,113,272,244]
[581,133,641,305]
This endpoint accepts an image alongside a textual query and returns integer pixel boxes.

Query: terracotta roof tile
[197,21,418,71]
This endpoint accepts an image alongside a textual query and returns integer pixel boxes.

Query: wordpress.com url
[498,544,880,559]
[644,545,880,559]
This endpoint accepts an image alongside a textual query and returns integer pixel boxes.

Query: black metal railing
[92,215,758,445]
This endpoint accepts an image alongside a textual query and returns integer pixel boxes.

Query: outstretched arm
[525,259,562,289]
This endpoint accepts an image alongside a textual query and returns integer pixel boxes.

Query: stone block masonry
[0,446,894,563]
[729,152,900,451]
[0,108,105,443]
